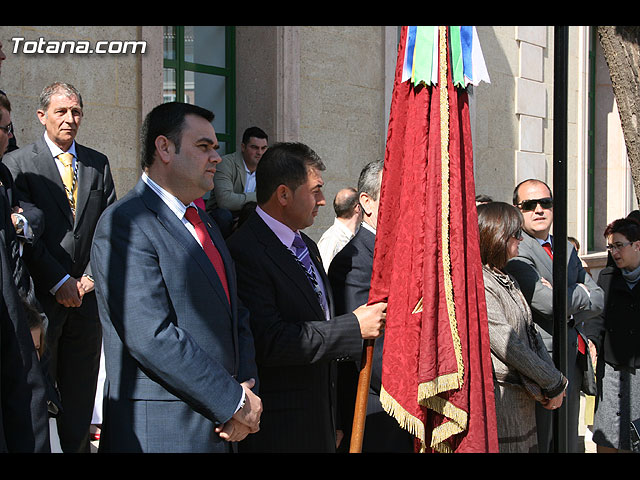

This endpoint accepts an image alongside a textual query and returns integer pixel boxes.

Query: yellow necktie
[58,152,77,214]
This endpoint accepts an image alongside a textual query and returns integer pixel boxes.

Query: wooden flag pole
[349,339,375,453]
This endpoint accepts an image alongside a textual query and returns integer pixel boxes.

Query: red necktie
[184,206,230,303]
[541,239,587,354]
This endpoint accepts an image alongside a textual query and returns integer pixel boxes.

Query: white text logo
[12,37,147,55]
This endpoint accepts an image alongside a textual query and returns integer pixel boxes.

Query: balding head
[333,187,360,219]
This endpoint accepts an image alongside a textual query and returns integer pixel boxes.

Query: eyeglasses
[606,241,634,252]
[0,122,13,135]
[517,197,553,212]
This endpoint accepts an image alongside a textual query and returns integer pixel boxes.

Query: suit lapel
[304,232,333,316]
[250,214,326,320]
[201,207,237,307]
[140,182,232,315]
[233,152,246,191]
[73,145,93,228]
[526,234,578,285]
[358,226,376,256]
[33,138,74,227]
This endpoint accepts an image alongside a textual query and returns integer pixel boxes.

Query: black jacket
[585,265,640,370]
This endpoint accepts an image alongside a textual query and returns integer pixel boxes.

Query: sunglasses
[517,197,553,212]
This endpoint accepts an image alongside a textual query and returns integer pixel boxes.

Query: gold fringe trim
[423,393,468,448]
[418,372,460,400]
[380,385,426,449]
[380,26,469,454]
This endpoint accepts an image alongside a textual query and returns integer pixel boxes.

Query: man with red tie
[90,102,262,452]
[505,178,604,453]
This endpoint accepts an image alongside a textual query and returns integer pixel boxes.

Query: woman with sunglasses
[586,217,640,453]
[477,202,567,453]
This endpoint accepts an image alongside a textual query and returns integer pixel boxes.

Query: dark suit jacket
[0,162,44,299]
[91,179,257,453]
[0,172,50,453]
[585,265,640,370]
[227,211,363,452]
[328,225,414,452]
[3,135,116,299]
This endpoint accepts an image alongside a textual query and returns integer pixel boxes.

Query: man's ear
[154,135,173,164]
[359,192,371,216]
[37,109,47,127]
[275,184,291,207]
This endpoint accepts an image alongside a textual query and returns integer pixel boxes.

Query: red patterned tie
[542,242,553,259]
[184,206,230,303]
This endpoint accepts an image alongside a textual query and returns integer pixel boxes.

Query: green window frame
[163,26,236,156]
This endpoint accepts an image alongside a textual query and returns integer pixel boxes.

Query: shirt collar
[361,221,376,235]
[141,172,197,221]
[535,233,552,246]
[256,205,298,250]
[44,131,77,159]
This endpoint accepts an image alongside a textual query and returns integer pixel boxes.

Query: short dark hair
[604,217,640,243]
[255,142,325,205]
[333,188,359,218]
[475,194,492,204]
[357,159,384,201]
[141,102,214,170]
[568,236,580,251]
[0,92,11,112]
[513,179,552,205]
[241,126,268,145]
[477,201,524,269]
[627,210,640,224]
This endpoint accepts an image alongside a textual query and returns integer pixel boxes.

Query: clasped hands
[55,275,95,307]
[541,389,566,410]
[215,378,263,443]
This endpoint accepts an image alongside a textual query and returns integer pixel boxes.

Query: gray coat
[504,233,604,352]
[483,266,565,398]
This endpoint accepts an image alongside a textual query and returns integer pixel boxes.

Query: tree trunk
[597,26,640,205]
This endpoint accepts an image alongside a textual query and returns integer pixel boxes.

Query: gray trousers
[536,326,582,453]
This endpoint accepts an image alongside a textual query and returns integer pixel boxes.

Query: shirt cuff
[50,274,71,295]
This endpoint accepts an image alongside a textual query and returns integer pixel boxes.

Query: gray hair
[39,82,83,112]
[357,159,384,201]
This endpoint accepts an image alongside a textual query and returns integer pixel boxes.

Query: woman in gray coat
[477,202,567,453]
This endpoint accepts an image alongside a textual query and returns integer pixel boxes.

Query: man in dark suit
[329,159,414,452]
[3,82,116,452]
[0,93,50,452]
[505,178,604,452]
[227,142,386,453]
[91,102,261,453]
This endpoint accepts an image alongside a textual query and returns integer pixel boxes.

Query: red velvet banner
[368,26,498,453]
